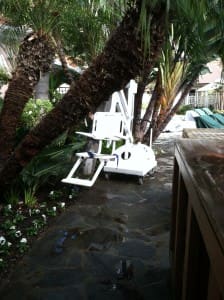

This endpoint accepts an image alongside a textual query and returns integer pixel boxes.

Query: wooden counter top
[176,139,224,248]
[183,128,224,139]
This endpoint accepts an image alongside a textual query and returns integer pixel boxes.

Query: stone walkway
[0,133,181,300]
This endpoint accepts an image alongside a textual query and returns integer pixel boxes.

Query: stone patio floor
[0,132,181,300]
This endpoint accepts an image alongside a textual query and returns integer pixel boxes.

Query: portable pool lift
[62,80,157,187]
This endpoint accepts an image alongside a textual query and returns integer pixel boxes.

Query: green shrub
[21,98,53,129]
[0,68,9,84]
[50,90,63,105]
[16,98,53,144]
[176,104,193,115]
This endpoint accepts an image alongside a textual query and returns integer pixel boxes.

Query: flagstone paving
[0,132,181,300]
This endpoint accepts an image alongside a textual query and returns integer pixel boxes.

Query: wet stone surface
[0,132,180,300]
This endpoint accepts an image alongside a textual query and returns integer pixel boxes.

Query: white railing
[184,93,223,109]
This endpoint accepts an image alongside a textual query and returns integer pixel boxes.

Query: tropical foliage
[20,132,86,191]
[60,0,123,63]
[0,25,26,74]
[133,0,224,143]
[0,0,224,196]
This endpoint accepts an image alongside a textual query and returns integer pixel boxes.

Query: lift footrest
[61,152,117,187]
[62,177,98,187]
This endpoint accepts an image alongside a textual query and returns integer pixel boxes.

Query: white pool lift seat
[62,112,128,187]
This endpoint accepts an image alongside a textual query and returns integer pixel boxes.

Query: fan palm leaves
[60,0,124,62]
[0,25,26,74]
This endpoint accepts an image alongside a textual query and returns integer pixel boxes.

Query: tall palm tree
[0,0,126,165]
[0,0,167,191]
[0,0,61,164]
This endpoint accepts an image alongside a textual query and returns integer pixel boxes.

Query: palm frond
[0,25,26,72]
[20,136,86,187]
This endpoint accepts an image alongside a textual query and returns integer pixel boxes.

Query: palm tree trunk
[133,68,150,142]
[142,85,163,144]
[54,39,74,84]
[0,3,166,191]
[139,72,162,141]
[152,79,196,141]
[0,33,55,164]
[0,72,33,165]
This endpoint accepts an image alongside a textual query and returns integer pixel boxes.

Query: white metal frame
[62,152,117,187]
[62,80,157,187]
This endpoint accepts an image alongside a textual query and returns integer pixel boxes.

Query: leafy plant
[7,226,18,239]
[0,180,68,278]
[0,68,10,83]
[13,212,25,224]
[50,89,63,105]
[20,132,86,189]
[26,219,45,237]
[48,190,63,200]
[20,98,53,129]
[17,238,29,254]
[46,206,57,217]
[4,188,20,206]
[176,104,193,115]
[2,205,13,217]
[33,219,45,229]
[24,188,37,208]
[15,98,54,144]
[0,237,10,256]
[1,219,14,231]
[26,226,38,237]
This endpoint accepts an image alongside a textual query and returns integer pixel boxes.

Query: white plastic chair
[62,112,126,187]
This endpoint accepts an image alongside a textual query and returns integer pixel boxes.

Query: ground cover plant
[0,185,79,281]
